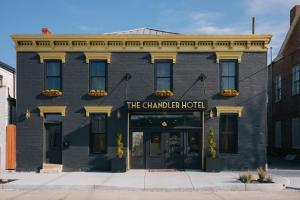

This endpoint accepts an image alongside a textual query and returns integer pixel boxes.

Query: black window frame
[219,113,238,154]
[89,60,107,91]
[45,60,62,91]
[90,113,107,154]
[154,60,173,91]
[292,65,300,96]
[219,60,238,91]
[275,74,282,102]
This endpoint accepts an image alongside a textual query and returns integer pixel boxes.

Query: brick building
[11,28,271,172]
[270,6,300,156]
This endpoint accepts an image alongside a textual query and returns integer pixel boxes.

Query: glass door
[165,131,184,169]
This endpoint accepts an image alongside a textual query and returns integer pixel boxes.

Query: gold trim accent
[11,34,272,52]
[150,52,177,63]
[38,106,67,117]
[38,52,66,63]
[84,52,111,63]
[84,106,113,117]
[215,106,244,117]
[215,51,243,63]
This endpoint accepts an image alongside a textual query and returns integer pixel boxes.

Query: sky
[0,0,299,67]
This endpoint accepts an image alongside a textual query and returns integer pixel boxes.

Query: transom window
[90,114,107,154]
[292,65,300,95]
[90,61,107,90]
[275,75,282,102]
[219,114,238,154]
[220,60,238,91]
[155,61,172,91]
[45,61,62,90]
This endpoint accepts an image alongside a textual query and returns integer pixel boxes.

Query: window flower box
[219,89,239,97]
[41,89,62,97]
[88,89,108,97]
[154,90,174,97]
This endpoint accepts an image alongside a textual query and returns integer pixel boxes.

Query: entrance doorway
[130,112,202,169]
[44,114,62,164]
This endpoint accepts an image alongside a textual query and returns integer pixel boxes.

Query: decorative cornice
[38,52,66,63]
[11,34,271,52]
[84,106,113,117]
[215,51,243,63]
[150,52,177,63]
[38,106,67,117]
[215,106,244,117]
[84,52,112,63]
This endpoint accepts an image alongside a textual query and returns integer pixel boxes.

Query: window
[292,118,300,149]
[219,114,238,154]
[45,61,62,90]
[155,61,172,91]
[275,121,281,148]
[275,75,282,102]
[90,114,107,153]
[0,75,2,87]
[220,60,238,91]
[90,61,107,90]
[150,132,162,156]
[292,66,300,95]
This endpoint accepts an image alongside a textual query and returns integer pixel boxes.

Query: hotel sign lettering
[127,101,205,110]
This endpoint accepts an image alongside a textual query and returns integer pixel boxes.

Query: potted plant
[205,127,221,172]
[41,89,62,97]
[111,129,126,172]
[88,89,108,97]
[219,89,239,97]
[154,90,173,97]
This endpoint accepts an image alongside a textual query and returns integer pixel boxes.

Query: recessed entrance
[130,112,202,169]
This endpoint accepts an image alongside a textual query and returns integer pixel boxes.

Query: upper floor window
[90,61,107,90]
[292,65,300,95]
[219,114,238,154]
[90,114,107,154]
[45,61,62,90]
[275,74,282,102]
[155,61,172,91]
[0,75,3,87]
[220,60,238,91]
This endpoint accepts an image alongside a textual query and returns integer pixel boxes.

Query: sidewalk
[0,170,288,191]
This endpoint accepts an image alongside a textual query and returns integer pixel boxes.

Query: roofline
[274,12,300,62]
[0,61,15,73]
[11,34,272,40]
[104,27,180,34]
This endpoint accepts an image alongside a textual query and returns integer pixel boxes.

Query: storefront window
[187,131,199,156]
[132,132,144,156]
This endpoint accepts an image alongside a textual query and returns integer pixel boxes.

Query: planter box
[111,157,126,172]
[205,157,222,172]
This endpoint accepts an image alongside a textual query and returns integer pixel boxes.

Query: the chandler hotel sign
[127,101,206,110]
[12,28,271,172]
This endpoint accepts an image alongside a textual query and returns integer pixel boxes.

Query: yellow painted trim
[150,52,177,63]
[38,106,67,117]
[11,34,272,52]
[215,106,244,117]
[38,52,66,63]
[216,52,243,63]
[84,106,113,117]
[84,52,112,63]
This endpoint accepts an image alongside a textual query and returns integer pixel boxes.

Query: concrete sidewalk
[0,170,289,191]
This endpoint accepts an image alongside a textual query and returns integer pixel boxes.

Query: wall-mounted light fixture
[117,110,121,120]
[25,109,31,119]
[198,73,207,82]
[124,73,132,81]
[209,110,214,118]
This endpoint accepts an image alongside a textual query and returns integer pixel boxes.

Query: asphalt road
[0,190,299,200]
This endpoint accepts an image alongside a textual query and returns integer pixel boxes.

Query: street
[0,190,299,200]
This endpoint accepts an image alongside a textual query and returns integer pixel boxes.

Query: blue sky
[0,0,298,67]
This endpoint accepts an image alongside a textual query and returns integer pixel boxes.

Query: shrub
[116,129,124,159]
[257,167,266,182]
[239,171,252,183]
[208,128,217,158]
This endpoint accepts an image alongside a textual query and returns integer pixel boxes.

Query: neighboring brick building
[11,28,271,172]
[0,61,16,171]
[270,6,300,156]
